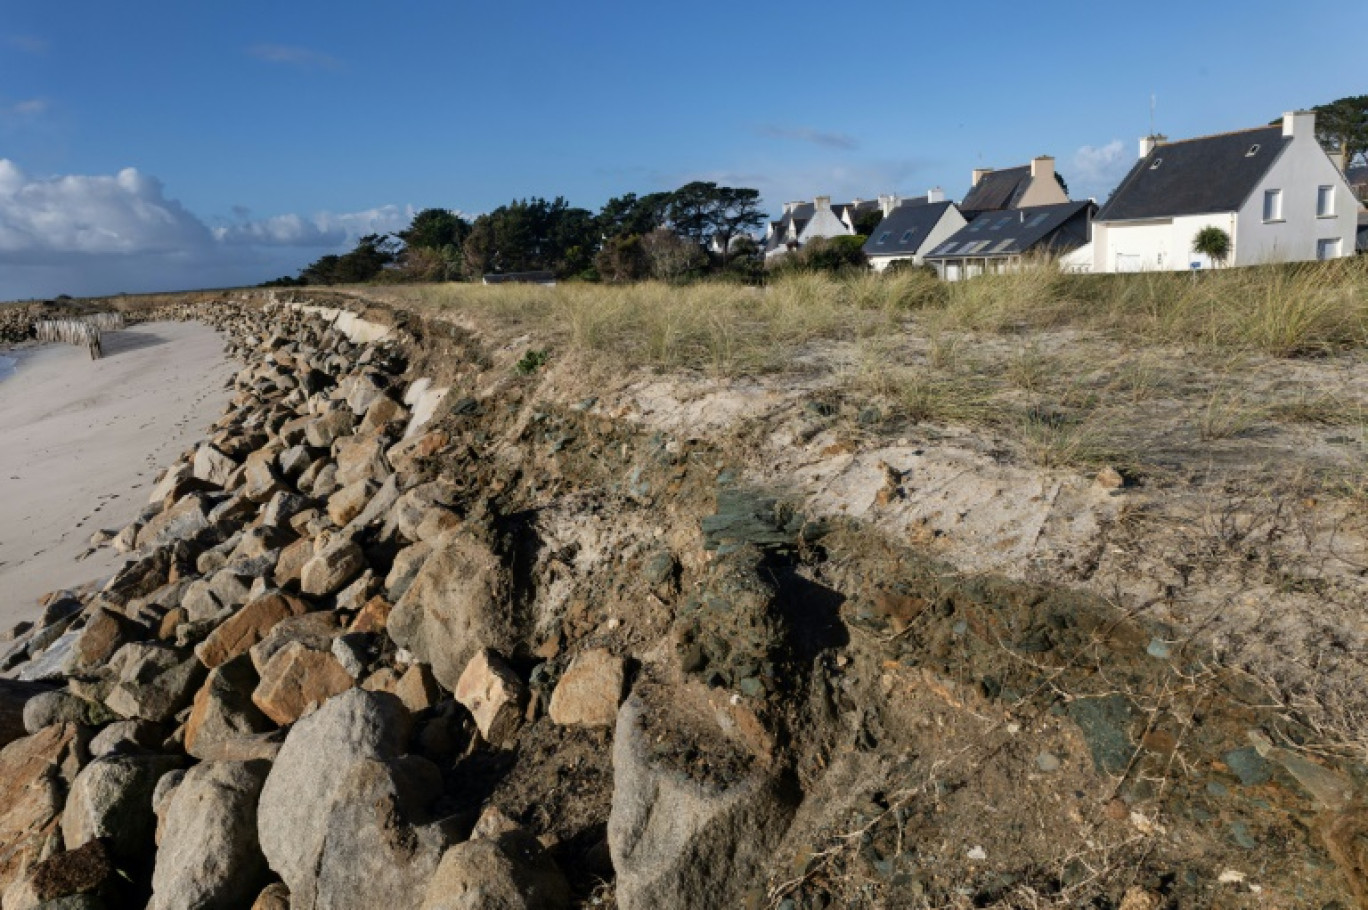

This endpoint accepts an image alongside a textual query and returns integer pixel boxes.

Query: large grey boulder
[61,754,184,861]
[387,530,518,692]
[419,830,570,910]
[607,690,799,910]
[256,689,456,910]
[149,760,271,910]
[103,644,205,723]
[22,690,115,735]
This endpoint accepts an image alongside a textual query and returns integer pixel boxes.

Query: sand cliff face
[0,293,1365,908]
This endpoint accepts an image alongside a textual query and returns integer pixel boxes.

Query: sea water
[0,354,15,384]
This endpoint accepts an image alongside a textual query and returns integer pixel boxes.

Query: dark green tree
[664,181,766,265]
[597,192,671,239]
[1192,226,1231,268]
[461,197,598,278]
[398,208,470,252]
[853,209,884,237]
[1313,95,1368,169]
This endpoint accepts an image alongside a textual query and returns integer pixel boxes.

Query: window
[967,218,986,233]
[1026,213,1049,227]
[1263,189,1283,222]
[876,231,890,245]
[1317,185,1335,217]
[1150,158,1163,170]
[1246,144,1260,157]
[1317,238,1342,260]
[900,230,915,243]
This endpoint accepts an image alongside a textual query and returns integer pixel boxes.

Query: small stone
[1035,752,1061,772]
[327,481,375,526]
[966,845,987,861]
[196,592,310,670]
[300,535,366,596]
[394,664,441,714]
[330,633,370,679]
[454,650,526,746]
[546,649,624,728]
[420,829,570,910]
[193,445,238,488]
[249,612,341,674]
[1095,466,1125,490]
[348,596,392,634]
[1118,887,1161,910]
[251,882,291,910]
[252,642,354,726]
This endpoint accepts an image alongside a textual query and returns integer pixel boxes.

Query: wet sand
[0,321,234,629]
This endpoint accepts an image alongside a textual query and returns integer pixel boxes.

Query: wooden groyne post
[32,313,125,360]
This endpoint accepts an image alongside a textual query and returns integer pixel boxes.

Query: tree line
[264,181,768,287]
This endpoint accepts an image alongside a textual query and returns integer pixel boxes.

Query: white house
[861,190,967,272]
[1090,111,1361,272]
[762,196,882,261]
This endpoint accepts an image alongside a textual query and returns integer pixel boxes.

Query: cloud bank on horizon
[0,159,411,300]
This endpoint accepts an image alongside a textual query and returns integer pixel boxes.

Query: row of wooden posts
[32,313,125,360]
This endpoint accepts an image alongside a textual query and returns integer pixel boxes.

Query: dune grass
[396,257,1368,374]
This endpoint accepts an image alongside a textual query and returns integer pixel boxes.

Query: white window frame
[1317,185,1335,218]
[1263,189,1283,222]
[1317,238,1342,260]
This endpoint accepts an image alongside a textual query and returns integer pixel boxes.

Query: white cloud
[213,204,413,247]
[0,159,411,299]
[1070,140,1133,200]
[0,161,211,259]
[247,43,341,70]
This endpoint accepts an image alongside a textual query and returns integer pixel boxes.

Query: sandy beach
[0,321,234,629]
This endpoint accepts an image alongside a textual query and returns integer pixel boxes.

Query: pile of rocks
[0,301,637,908]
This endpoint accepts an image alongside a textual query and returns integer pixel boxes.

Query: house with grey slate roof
[862,196,967,272]
[762,196,882,261]
[1086,110,1361,272]
[923,201,1096,281]
[960,156,1069,215]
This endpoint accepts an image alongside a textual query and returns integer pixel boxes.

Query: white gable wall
[868,208,968,272]
[797,206,855,245]
[1235,123,1358,264]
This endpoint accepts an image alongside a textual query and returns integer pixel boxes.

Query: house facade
[1089,111,1360,272]
[762,196,881,261]
[923,201,1095,281]
[861,192,967,272]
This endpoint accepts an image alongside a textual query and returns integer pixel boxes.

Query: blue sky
[0,0,1362,298]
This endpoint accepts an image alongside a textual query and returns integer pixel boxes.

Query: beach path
[0,320,234,628]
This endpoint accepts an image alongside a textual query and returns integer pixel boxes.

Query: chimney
[1030,156,1055,182]
[1283,109,1315,138]
[927,187,945,204]
[878,194,900,216]
[971,168,993,187]
[814,195,832,211]
[1138,134,1167,158]
[783,201,802,216]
